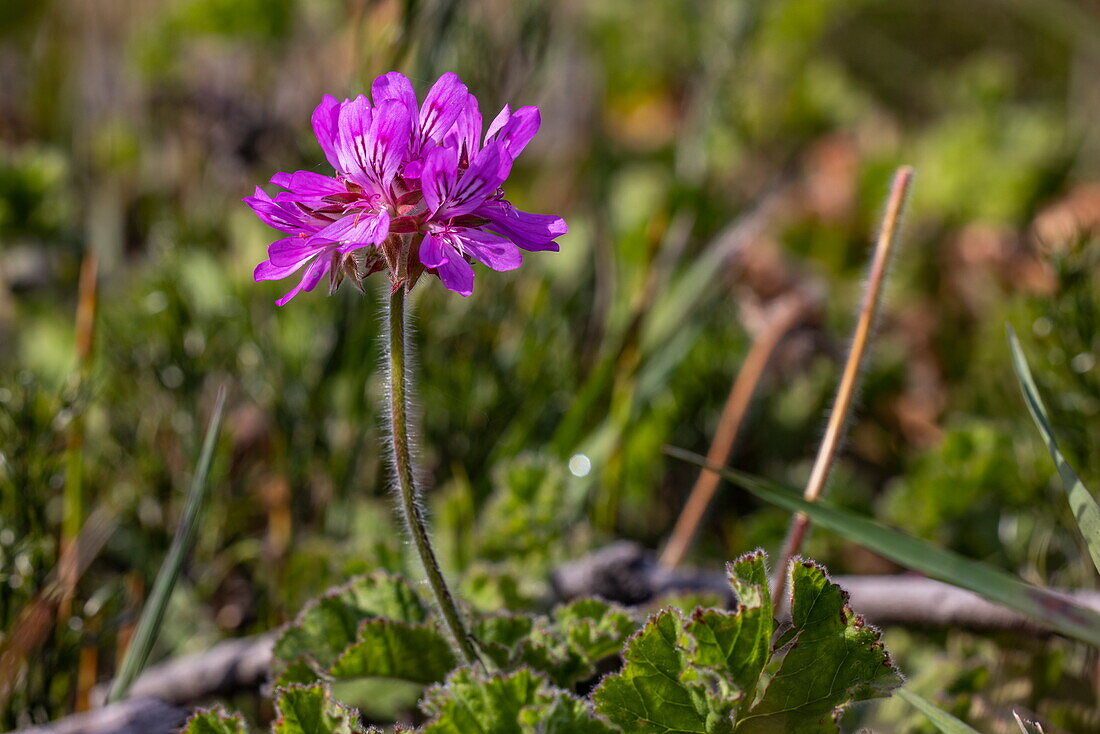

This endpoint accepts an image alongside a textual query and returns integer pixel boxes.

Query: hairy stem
[772,166,914,610]
[386,287,480,667]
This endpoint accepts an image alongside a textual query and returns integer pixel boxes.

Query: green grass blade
[107,388,227,702]
[665,447,1100,647]
[896,690,980,734]
[1007,324,1100,576]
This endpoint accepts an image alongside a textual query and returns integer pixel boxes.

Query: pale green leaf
[520,692,620,733]
[271,683,367,734]
[329,619,456,685]
[472,613,537,670]
[181,706,249,734]
[273,573,426,675]
[554,598,637,667]
[472,602,635,690]
[420,667,552,734]
[1008,325,1100,576]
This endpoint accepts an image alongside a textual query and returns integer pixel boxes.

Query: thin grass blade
[1007,324,1100,576]
[107,387,227,702]
[665,446,1100,647]
[896,690,980,734]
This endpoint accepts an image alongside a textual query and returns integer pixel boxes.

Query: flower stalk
[385,287,480,667]
[771,166,913,611]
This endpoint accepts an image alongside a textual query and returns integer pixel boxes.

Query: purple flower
[246,71,566,304]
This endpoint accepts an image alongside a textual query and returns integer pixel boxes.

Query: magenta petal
[421,146,459,216]
[477,200,567,251]
[435,252,475,296]
[366,99,412,187]
[445,93,483,162]
[270,171,345,207]
[419,72,469,147]
[275,255,330,306]
[419,232,451,268]
[490,106,540,157]
[244,187,315,235]
[310,211,388,250]
[371,71,418,123]
[254,252,315,282]
[311,95,344,171]
[267,236,324,266]
[436,141,512,219]
[484,104,511,142]
[335,95,375,189]
[270,171,343,195]
[337,210,391,253]
[454,229,521,271]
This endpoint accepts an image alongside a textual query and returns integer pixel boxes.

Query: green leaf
[666,447,1100,647]
[520,692,620,733]
[1008,325,1100,576]
[594,610,735,734]
[896,690,980,734]
[472,613,537,670]
[273,656,323,688]
[686,552,773,703]
[329,619,457,685]
[735,560,902,732]
[272,683,367,734]
[181,706,249,734]
[472,602,635,690]
[554,598,637,667]
[420,667,552,734]
[472,613,582,688]
[273,573,427,675]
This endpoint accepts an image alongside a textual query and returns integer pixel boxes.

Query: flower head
[246,72,566,304]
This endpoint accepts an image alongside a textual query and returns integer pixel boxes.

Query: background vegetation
[1,0,1098,730]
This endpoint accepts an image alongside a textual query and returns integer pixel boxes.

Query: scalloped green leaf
[273,573,426,676]
[593,610,736,734]
[735,560,903,733]
[273,656,324,688]
[329,619,457,685]
[420,667,553,734]
[272,683,367,734]
[554,598,636,664]
[472,604,634,690]
[520,692,620,733]
[181,706,249,734]
[686,553,773,704]
[473,613,537,669]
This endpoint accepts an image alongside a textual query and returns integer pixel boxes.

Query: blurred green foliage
[1,0,1099,730]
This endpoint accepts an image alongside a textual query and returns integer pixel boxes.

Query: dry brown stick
[659,293,807,568]
[772,166,914,610]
